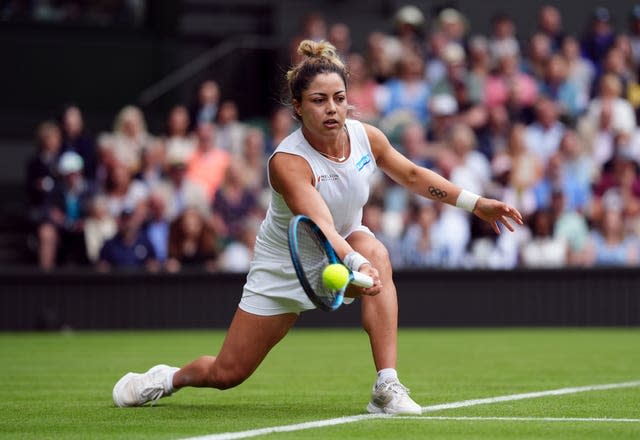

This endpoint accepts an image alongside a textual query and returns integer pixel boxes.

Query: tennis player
[113,40,523,414]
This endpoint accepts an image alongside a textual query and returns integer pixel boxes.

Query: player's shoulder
[358,121,389,152]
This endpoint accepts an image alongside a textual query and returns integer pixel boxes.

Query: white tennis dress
[240,119,378,315]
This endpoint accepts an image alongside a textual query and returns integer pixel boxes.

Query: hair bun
[297,39,338,61]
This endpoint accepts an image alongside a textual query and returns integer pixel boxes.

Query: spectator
[561,35,596,103]
[537,5,565,52]
[539,53,586,121]
[488,12,520,61]
[264,106,296,156]
[190,80,220,129]
[26,121,62,227]
[629,4,640,67]
[399,199,449,268]
[240,128,267,195]
[328,22,352,56]
[186,121,231,202]
[166,207,217,273]
[361,200,402,268]
[211,161,259,243]
[550,189,590,266]
[144,191,171,264]
[390,5,426,57]
[557,129,597,201]
[523,32,552,81]
[591,148,640,226]
[495,123,542,217]
[584,198,639,266]
[476,104,511,159]
[524,96,566,163]
[365,31,399,84]
[215,100,248,157]
[346,53,381,123]
[37,151,95,269]
[432,43,487,130]
[102,161,149,222]
[431,43,477,103]
[218,217,260,273]
[84,194,117,264]
[110,105,152,173]
[580,74,636,166]
[289,12,328,63]
[520,208,568,267]
[159,147,210,222]
[484,39,538,118]
[164,104,196,165]
[468,34,492,85]
[97,207,158,271]
[466,209,523,269]
[376,51,431,128]
[436,8,468,46]
[60,105,97,181]
[580,7,616,72]
[426,94,459,143]
[532,152,590,213]
[591,46,632,99]
[136,138,166,192]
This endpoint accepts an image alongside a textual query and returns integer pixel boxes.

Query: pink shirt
[187,148,231,202]
[484,73,538,108]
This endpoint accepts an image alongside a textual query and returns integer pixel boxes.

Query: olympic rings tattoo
[428,186,447,199]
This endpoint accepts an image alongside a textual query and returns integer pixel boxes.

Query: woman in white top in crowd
[112,40,523,414]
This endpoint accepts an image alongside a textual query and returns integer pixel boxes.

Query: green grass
[1,328,639,439]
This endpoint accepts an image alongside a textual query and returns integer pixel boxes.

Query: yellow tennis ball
[322,263,349,290]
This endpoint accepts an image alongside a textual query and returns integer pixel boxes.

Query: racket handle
[351,271,374,288]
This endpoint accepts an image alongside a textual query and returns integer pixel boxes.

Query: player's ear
[292,100,302,118]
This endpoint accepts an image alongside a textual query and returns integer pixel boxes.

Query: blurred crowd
[24,4,640,271]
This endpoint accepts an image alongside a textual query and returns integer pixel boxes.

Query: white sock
[165,368,179,394]
[376,368,398,385]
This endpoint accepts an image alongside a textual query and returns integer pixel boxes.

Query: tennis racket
[288,215,374,312]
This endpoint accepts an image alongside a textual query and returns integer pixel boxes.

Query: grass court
[1,328,639,439]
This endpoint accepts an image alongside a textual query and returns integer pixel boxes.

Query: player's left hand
[473,197,523,234]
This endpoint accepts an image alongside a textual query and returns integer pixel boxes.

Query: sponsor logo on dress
[356,154,371,171]
[317,173,340,183]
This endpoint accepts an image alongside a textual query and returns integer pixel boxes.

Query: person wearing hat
[629,5,640,67]
[37,151,97,269]
[97,202,159,272]
[580,7,616,71]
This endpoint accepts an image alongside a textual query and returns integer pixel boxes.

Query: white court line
[395,416,640,423]
[180,380,640,440]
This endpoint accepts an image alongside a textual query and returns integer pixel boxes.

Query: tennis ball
[322,263,349,290]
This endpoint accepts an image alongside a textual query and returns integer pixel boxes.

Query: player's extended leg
[347,231,421,415]
[174,309,297,389]
[112,309,297,407]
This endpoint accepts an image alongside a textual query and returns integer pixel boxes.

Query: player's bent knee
[366,241,391,269]
[209,364,252,390]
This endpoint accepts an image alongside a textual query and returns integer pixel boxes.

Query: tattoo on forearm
[428,186,447,199]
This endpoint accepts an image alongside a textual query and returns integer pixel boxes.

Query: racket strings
[296,222,337,305]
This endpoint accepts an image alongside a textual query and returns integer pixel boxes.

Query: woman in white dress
[112,40,523,414]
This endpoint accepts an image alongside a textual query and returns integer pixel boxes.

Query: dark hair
[286,39,348,117]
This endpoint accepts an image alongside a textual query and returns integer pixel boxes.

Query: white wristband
[343,251,370,272]
[456,189,480,213]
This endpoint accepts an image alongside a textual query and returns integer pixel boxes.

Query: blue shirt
[99,232,156,268]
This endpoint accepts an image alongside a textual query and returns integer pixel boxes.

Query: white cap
[442,42,466,64]
[394,5,425,28]
[431,94,458,116]
[58,151,84,175]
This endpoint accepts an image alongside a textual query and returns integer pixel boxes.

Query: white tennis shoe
[366,378,422,415]
[112,364,179,407]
